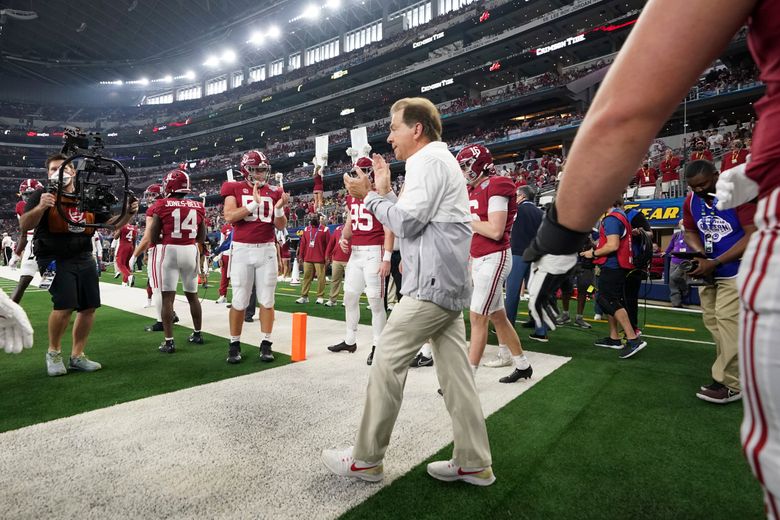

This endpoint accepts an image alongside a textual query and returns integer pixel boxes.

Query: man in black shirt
[20,154,138,376]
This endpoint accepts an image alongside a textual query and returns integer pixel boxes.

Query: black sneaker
[328,341,357,353]
[520,319,536,329]
[529,333,548,343]
[244,316,254,323]
[499,365,533,383]
[410,353,434,368]
[367,345,375,366]
[145,321,164,332]
[173,313,180,324]
[227,341,242,364]
[594,337,623,349]
[618,338,647,359]
[700,380,725,392]
[188,332,204,344]
[259,340,274,362]
[158,340,176,354]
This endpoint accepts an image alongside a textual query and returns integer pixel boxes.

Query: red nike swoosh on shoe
[350,463,378,472]
[457,468,484,475]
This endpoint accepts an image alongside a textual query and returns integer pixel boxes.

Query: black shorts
[42,255,101,311]
[575,266,595,293]
[598,267,627,307]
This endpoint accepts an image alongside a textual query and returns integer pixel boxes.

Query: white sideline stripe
[642,303,703,314]
[0,266,570,519]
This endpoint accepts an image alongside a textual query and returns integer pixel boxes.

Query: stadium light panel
[139,77,149,86]
[267,26,281,39]
[163,75,173,83]
[184,70,196,80]
[302,4,320,19]
[325,0,341,9]
[221,49,237,64]
[248,31,264,45]
[203,55,220,67]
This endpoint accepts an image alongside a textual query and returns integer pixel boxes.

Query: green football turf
[5,267,765,518]
[0,287,290,434]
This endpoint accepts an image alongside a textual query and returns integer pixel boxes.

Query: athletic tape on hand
[527,254,577,331]
[716,160,758,211]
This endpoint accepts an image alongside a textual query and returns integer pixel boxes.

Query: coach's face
[387,109,417,162]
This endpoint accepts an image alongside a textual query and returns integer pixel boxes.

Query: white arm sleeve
[488,196,509,213]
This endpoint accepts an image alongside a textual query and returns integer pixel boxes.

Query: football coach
[322,97,495,486]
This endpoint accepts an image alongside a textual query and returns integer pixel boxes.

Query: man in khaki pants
[322,97,495,486]
[324,222,350,306]
[296,214,329,304]
[682,160,756,404]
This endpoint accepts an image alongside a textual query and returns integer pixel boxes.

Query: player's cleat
[113,271,121,279]
[529,333,548,343]
[46,351,67,377]
[173,313,180,324]
[296,297,309,304]
[426,460,496,486]
[574,317,592,329]
[128,275,135,287]
[593,313,603,320]
[121,282,128,287]
[387,303,394,310]
[244,316,254,323]
[158,340,176,354]
[618,338,647,359]
[188,332,204,344]
[227,341,242,364]
[68,354,102,372]
[216,296,227,304]
[410,353,434,368]
[259,340,274,362]
[321,446,384,483]
[145,321,164,332]
[483,353,512,368]
[594,337,623,349]
[324,299,335,307]
[555,312,571,325]
[328,341,357,354]
[366,345,375,365]
[315,297,325,304]
[499,366,533,383]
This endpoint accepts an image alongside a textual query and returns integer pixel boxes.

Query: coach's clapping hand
[0,290,34,354]
[371,154,392,195]
[343,168,371,199]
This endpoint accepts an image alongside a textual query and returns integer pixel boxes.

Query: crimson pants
[219,255,230,297]
[116,245,133,283]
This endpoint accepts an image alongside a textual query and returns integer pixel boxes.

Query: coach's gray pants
[353,296,492,468]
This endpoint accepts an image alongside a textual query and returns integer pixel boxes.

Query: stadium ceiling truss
[0,0,417,85]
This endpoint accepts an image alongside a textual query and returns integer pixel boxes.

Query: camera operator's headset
[52,129,134,230]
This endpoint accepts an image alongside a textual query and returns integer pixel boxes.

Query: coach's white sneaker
[324,299,335,307]
[321,446,384,482]
[483,353,512,368]
[296,297,309,304]
[315,297,325,304]
[216,296,227,304]
[427,460,496,486]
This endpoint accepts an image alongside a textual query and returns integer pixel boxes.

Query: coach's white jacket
[365,141,472,311]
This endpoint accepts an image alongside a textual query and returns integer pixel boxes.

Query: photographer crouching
[682,160,755,404]
[20,153,139,376]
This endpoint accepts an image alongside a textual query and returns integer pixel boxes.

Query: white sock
[344,291,360,345]
[263,332,272,342]
[230,335,240,343]
[471,364,478,377]
[497,344,510,358]
[420,342,432,358]
[368,297,387,347]
[513,354,530,370]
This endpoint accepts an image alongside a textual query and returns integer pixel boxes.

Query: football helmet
[162,169,191,196]
[354,156,374,183]
[240,150,271,186]
[144,183,163,205]
[19,179,44,199]
[457,144,495,184]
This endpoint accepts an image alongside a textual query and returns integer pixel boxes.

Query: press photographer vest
[594,209,634,270]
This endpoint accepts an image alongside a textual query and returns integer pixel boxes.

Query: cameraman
[682,160,755,404]
[20,153,139,377]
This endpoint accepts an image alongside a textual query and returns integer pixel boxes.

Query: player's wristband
[274,207,285,218]
[383,251,392,262]
[245,201,259,213]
